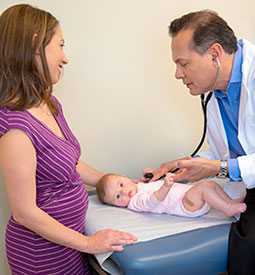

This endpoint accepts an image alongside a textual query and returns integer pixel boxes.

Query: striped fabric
[0,97,90,275]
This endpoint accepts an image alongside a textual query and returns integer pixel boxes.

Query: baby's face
[105,175,137,207]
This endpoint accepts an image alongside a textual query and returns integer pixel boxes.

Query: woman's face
[44,25,68,84]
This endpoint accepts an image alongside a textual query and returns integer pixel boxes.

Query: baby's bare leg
[214,183,245,204]
[214,183,234,203]
[182,184,206,212]
[213,182,245,203]
[199,180,246,217]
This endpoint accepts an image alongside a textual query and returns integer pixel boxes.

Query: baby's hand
[164,173,174,187]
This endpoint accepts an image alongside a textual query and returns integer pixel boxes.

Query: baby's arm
[128,174,175,212]
[153,173,174,201]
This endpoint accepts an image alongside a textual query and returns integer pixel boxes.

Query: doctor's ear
[212,56,221,67]
[208,42,223,63]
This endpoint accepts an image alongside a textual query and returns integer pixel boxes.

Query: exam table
[86,187,238,275]
[108,223,230,275]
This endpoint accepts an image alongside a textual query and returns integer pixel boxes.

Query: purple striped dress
[0,97,90,275]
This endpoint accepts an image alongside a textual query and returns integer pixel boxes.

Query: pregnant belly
[40,183,89,230]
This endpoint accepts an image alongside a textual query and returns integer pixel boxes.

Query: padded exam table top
[110,223,230,275]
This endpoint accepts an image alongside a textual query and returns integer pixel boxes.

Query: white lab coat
[200,39,255,189]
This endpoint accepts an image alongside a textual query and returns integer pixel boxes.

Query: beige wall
[1,0,254,274]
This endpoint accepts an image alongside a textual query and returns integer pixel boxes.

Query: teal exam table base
[109,224,230,275]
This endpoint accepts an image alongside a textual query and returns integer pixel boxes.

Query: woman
[0,4,136,275]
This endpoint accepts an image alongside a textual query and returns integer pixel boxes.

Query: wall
[0,0,254,273]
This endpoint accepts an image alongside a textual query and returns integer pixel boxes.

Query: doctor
[145,10,255,275]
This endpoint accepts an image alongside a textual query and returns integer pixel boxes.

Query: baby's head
[96,173,137,207]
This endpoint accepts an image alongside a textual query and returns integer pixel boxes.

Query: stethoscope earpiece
[215,58,221,68]
[212,55,220,68]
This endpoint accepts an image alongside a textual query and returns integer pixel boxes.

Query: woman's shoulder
[0,107,34,136]
[51,95,63,112]
[0,107,33,123]
[0,108,9,134]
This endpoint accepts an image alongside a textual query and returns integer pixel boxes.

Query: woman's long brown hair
[0,4,59,113]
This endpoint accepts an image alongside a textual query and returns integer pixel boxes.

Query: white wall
[1,0,254,274]
[0,176,10,275]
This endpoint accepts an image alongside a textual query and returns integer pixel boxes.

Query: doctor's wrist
[215,160,229,178]
[212,160,221,177]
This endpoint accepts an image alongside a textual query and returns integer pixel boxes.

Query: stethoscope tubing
[144,92,213,180]
[190,92,213,157]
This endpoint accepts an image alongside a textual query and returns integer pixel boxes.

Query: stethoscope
[190,91,213,157]
[144,92,213,180]
[144,58,220,180]
[190,57,221,157]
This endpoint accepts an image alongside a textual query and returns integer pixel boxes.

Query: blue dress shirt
[214,41,245,181]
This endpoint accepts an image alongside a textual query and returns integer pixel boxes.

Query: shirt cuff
[228,158,242,181]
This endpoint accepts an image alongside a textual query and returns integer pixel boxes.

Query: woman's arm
[0,130,136,254]
[76,160,105,187]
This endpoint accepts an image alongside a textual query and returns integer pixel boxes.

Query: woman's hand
[172,157,220,182]
[85,229,137,254]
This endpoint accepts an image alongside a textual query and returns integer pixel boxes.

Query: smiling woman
[0,4,136,275]
[43,26,68,85]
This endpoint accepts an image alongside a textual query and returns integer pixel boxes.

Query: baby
[96,173,246,217]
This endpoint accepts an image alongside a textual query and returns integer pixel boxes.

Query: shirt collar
[229,41,243,84]
[214,40,243,99]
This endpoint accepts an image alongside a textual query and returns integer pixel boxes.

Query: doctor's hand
[141,156,192,182]
[85,229,137,254]
[171,157,220,182]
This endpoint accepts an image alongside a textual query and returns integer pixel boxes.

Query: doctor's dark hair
[169,10,237,55]
[0,4,58,113]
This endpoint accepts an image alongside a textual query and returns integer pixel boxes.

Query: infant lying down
[96,173,246,218]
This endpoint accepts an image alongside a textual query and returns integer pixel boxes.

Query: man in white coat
[145,10,255,275]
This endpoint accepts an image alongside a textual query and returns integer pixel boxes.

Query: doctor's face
[171,29,217,95]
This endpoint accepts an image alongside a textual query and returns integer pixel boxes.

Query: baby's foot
[224,203,247,217]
